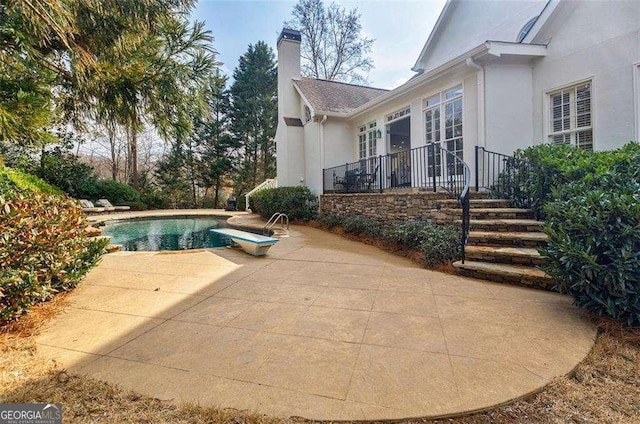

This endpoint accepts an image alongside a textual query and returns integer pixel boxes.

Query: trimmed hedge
[251,186,318,221]
[0,167,107,324]
[539,143,640,325]
[499,142,640,325]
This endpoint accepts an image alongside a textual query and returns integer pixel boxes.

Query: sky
[191,0,448,89]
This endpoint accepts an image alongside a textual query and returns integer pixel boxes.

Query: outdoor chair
[78,199,106,213]
[95,199,131,211]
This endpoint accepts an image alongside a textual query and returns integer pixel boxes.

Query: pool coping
[88,209,248,226]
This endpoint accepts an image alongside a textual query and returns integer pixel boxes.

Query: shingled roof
[294,78,388,115]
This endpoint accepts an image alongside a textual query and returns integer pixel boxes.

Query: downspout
[466,58,486,149]
[319,115,328,189]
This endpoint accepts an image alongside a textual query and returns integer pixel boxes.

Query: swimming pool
[101,217,232,251]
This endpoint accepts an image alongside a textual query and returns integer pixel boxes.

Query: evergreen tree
[197,75,236,208]
[229,42,277,196]
[154,143,192,208]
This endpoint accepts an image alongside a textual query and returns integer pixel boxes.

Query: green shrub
[0,191,107,324]
[542,161,640,325]
[342,215,381,236]
[38,148,99,199]
[0,166,62,196]
[138,185,170,210]
[418,224,461,267]
[251,186,317,221]
[236,194,246,212]
[383,219,436,249]
[494,142,640,218]
[317,213,342,228]
[93,179,141,205]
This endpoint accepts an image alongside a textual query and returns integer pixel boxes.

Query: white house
[275,0,640,195]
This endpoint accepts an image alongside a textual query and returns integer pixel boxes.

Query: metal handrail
[264,212,289,232]
[440,145,471,263]
[475,146,551,218]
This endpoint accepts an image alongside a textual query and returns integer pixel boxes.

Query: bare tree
[287,0,374,84]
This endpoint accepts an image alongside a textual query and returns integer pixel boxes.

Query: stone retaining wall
[319,192,462,224]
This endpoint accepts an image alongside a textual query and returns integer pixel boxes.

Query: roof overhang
[484,40,548,58]
[412,0,454,72]
[522,0,562,44]
[350,41,547,121]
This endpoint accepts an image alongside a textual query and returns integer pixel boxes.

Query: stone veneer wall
[319,192,462,224]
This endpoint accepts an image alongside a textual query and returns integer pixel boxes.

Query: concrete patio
[35,225,596,421]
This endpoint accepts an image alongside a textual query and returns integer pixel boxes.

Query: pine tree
[197,75,236,208]
[229,42,277,197]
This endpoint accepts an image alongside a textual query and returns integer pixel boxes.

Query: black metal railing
[323,143,471,261]
[323,143,468,194]
[475,146,553,219]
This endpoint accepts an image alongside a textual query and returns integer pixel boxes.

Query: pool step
[85,225,103,237]
[106,244,122,253]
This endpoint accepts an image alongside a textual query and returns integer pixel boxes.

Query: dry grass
[1,283,639,423]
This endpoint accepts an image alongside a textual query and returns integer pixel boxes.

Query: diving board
[211,228,279,256]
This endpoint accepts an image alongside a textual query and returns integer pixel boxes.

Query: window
[423,85,463,176]
[358,122,378,159]
[367,121,377,157]
[386,106,411,123]
[547,81,593,150]
[304,105,312,123]
[358,125,367,159]
[517,16,538,43]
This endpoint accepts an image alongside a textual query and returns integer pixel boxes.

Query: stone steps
[440,198,513,209]
[453,260,553,290]
[469,208,535,220]
[467,230,548,248]
[451,195,552,289]
[457,218,544,232]
[464,245,547,266]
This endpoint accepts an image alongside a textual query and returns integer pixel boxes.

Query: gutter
[466,58,486,148]
[319,115,328,171]
[348,41,546,122]
[349,43,489,121]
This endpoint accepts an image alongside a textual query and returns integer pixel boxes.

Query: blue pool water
[102,217,232,251]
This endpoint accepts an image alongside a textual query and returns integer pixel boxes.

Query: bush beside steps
[316,214,461,269]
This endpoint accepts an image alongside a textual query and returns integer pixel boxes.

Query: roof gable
[414,0,548,72]
[293,78,388,116]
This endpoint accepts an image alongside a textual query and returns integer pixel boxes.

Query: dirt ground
[1,291,639,424]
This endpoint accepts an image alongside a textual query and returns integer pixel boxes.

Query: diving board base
[211,228,279,256]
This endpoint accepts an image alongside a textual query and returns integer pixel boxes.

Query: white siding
[418,0,546,72]
[531,0,640,149]
[484,60,535,154]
